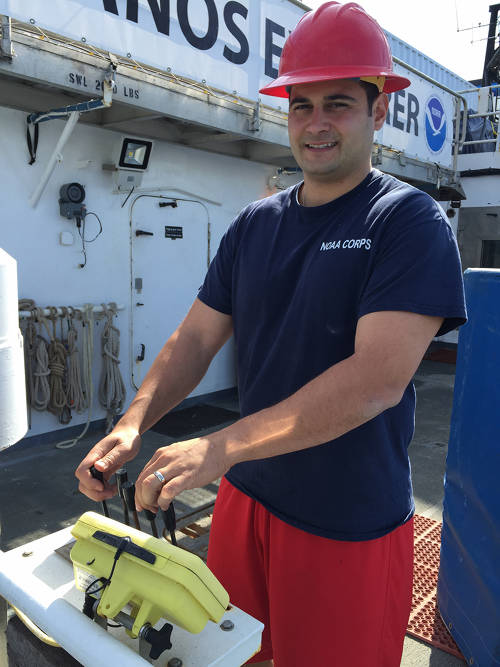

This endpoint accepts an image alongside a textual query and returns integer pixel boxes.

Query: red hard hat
[259,2,410,97]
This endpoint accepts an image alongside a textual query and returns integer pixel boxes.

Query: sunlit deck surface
[1,359,465,666]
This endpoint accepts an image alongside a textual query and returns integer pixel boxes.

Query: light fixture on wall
[118,138,152,171]
[104,137,154,193]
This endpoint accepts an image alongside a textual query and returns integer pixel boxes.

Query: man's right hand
[75,428,142,501]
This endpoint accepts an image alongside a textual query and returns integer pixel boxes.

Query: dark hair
[358,81,380,115]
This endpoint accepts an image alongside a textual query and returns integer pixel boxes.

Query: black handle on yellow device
[122,481,141,531]
[160,504,177,546]
[89,465,110,518]
[115,468,130,526]
[143,509,159,538]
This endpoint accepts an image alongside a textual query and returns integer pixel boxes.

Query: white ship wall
[0,105,278,439]
[460,175,500,208]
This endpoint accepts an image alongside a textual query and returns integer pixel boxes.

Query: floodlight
[118,138,152,171]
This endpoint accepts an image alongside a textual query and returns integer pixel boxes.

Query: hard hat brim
[259,66,411,98]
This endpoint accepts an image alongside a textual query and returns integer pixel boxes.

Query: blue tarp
[460,111,497,154]
[438,269,500,666]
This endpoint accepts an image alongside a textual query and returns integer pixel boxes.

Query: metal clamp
[103,54,118,107]
[0,15,13,62]
[248,101,262,132]
[372,144,383,166]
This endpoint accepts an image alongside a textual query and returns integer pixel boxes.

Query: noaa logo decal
[425,96,447,153]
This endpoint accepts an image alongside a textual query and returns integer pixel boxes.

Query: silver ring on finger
[153,470,166,484]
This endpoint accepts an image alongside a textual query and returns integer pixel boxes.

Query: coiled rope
[65,307,86,413]
[98,302,125,433]
[55,304,95,449]
[30,308,51,412]
[45,307,71,424]
[9,604,60,648]
[19,301,124,444]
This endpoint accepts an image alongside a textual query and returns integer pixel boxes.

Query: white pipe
[0,552,149,667]
[18,303,125,319]
[462,139,498,146]
[126,187,222,206]
[30,111,80,208]
[458,84,500,94]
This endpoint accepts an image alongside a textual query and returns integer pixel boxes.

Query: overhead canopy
[0,8,465,196]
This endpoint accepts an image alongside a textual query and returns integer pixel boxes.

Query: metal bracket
[247,101,262,132]
[27,57,116,206]
[104,53,118,107]
[372,144,383,166]
[28,57,116,126]
[0,15,13,62]
[29,110,80,207]
[0,595,8,667]
[436,165,442,190]
[108,51,118,70]
[398,152,407,167]
[139,635,154,664]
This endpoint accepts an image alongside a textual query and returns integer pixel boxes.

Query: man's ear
[373,93,389,130]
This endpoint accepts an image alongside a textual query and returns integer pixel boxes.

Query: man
[76,3,466,665]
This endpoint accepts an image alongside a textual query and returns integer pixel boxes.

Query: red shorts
[207,477,414,667]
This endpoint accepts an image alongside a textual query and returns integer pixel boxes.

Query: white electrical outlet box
[60,231,75,246]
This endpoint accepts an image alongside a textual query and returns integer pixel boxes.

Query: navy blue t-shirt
[198,169,466,540]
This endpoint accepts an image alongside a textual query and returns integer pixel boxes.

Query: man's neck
[299,165,372,207]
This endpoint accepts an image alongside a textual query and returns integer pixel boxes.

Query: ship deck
[0,359,465,666]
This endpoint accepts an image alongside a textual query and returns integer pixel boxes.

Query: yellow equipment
[70,511,229,659]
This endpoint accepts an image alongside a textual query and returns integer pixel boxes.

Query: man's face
[287,79,388,183]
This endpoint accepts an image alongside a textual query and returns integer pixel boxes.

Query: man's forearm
[130,311,442,512]
[116,328,215,435]
[215,350,398,467]
[212,311,441,467]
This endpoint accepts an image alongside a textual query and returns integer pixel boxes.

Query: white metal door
[131,195,209,390]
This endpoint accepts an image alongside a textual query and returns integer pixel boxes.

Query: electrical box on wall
[114,169,144,191]
[59,182,86,220]
[103,136,154,193]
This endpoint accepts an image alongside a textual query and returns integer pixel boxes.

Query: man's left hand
[134,436,230,512]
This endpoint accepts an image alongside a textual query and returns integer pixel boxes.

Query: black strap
[26,118,39,165]
[92,530,156,564]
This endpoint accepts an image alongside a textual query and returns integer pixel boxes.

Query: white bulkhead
[2,105,280,438]
[0,247,28,448]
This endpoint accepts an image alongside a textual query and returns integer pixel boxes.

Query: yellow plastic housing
[70,511,229,637]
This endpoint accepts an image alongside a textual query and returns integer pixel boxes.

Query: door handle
[136,344,145,362]
[135,230,154,236]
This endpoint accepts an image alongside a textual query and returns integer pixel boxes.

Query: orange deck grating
[407,515,464,660]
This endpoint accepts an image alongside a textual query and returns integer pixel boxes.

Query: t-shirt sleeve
[197,216,239,315]
[358,194,467,336]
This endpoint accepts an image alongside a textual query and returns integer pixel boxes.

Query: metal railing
[392,56,469,175]
[457,84,500,153]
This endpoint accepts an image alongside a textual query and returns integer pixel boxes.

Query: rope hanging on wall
[45,307,71,425]
[98,302,126,434]
[19,300,37,426]
[27,307,52,413]
[56,303,95,450]
[65,307,86,414]
[18,300,124,445]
